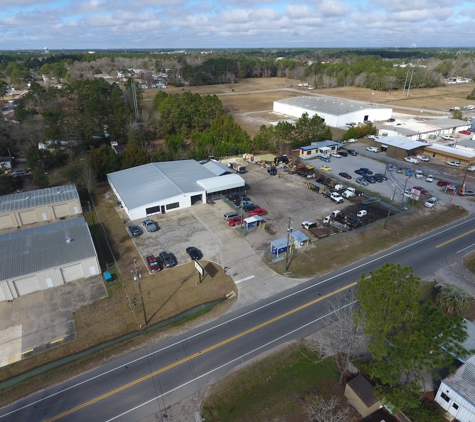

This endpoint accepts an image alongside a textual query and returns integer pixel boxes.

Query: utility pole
[133,259,147,327]
[383,188,397,229]
[406,69,415,97]
[285,217,292,271]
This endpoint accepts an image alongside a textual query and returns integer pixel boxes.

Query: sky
[0,0,474,50]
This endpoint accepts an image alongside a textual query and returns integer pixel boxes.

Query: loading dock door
[14,276,40,296]
[0,214,14,230]
[19,210,37,226]
[61,264,84,282]
[53,204,69,218]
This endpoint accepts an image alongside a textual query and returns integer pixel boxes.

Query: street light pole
[383,188,397,229]
[285,217,292,271]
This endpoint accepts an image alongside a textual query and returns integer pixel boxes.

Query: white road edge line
[105,302,356,422]
[2,216,474,418]
[457,243,475,254]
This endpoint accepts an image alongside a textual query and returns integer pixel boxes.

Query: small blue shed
[271,238,288,256]
[244,215,263,230]
[291,230,309,248]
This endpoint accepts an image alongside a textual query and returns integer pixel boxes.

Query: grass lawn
[202,342,344,422]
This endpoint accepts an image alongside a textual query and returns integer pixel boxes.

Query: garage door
[14,276,40,296]
[61,264,84,283]
[0,214,14,230]
[19,210,38,226]
[53,204,69,218]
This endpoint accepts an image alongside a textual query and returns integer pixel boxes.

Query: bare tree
[308,292,366,385]
[80,155,97,193]
[304,395,349,422]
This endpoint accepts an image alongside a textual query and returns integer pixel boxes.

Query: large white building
[273,96,392,127]
[0,217,100,302]
[107,160,245,220]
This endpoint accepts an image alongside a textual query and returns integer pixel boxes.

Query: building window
[441,392,450,402]
[166,202,179,210]
[452,403,459,410]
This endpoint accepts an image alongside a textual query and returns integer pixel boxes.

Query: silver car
[142,219,158,232]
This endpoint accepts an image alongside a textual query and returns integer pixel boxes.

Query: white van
[415,170,423,179]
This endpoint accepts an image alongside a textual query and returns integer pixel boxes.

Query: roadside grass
[271,204,468,279]
[201,342,342,422]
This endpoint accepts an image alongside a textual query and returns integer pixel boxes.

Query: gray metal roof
[197,174,244,193]
[108,160,244,210]
[292,230,309,242]
[427,118,470,129]
[0,184,79,214]
[0,217,97,281]
[275,96,390,116]
[385,126,419,136]
[203,160,232,176]
[459,319,475,363]
[443,355,475,405]
[374,136,430,150]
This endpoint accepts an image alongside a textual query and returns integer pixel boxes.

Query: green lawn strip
[202,343,340,422]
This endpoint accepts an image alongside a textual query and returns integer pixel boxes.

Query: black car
[242,204,259,212]
[387,118,395,122]
[128,225,141,237]
[364,175,377,184]
[374,173,388,181]
[347,149,357,156]
[359,168,373,175]
[338,151,348,157]
[355,169,366,176]
[186,246,203,260]
[159,251,177,268]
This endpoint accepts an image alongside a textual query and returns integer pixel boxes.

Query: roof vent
[66,238,73,243]
[25,195,31,200]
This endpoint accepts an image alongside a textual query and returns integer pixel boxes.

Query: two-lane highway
[2,215,475,422]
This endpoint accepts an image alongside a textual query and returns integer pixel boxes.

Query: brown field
[143,77,474,137]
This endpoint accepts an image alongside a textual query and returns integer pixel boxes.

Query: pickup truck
[342,187,356,199]
[330,192,344,204]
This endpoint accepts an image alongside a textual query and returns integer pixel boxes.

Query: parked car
[446,161,461,167]
[355,177,369,186]
[437,180,450,187]
[339,172,352,179]
[468,166,475,172]
[362,197,381,205]
[330,192,344,203]
[413,186,429,195]
[242,204,259,212]
[459,130,471,135]
[330,152,341,158]
[442,135,454,141]
[185,246,202,260]
[229,216,244,226]
[368,135,379,140]
[128,225,142,237]
[158,251,177,268]
[396,166,403,174]
[356,210,367,217]
[426,174,434,182]
[416,155,430,162]
[146,255,162,273]
[415,170,423,179]
[424,197,439,208]
[374,173,388,181]
[404,156,420,164]
[247,207,268,216]
[338,151,348,157]
[347,149,357,156]
[347,138,357,143]
[223,211,240,221]
[355,169,366,176]
[358,168,373,175]
[11,170,28,177]
[319,156,331,163]
[142,219,158,232]
[366,147,379,153]
[457,189,475,196]
[320,165,332,171]
[387,118,395,122]
[405,169,414,176]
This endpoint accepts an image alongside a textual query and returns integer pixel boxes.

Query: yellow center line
[45,281,357,421]
[436,228,475,248]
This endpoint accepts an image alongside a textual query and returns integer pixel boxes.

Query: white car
[356,210,367,217]
[446,161,461,167]
[366,147,379,153]
[468,166,475,172]
[426,174,434,182]
[404,157,420,164]
[424,197,438,208]
[417,155,430,162]
[330,192,344,204]
[368,135,379,140]
[347,138,357,143]
[442,135,455,141]
[330,152,342,158]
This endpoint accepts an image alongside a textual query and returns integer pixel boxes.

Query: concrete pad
[0,325,22,368]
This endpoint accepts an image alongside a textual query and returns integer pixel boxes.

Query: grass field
[201,343,345,422]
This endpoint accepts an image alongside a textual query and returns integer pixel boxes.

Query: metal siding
[81,257,100,276]
[19,210,38,225]
[14,275,40,296]
[53,204,70,218]
[0,214,14,230]
[61,263,84,282]
[0,283,6,301]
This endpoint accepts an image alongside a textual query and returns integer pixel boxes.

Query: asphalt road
[2,214,475,422]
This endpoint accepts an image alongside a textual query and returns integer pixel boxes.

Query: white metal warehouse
[0,184,82,231]
[107,160,245,220]
[0,217,100,302]
[273,96,392,127]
